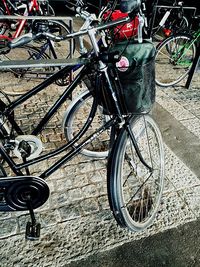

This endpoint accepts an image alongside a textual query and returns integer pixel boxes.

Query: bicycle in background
[0,0,55,36]
[155,15,200,87]
[145,0,196,41]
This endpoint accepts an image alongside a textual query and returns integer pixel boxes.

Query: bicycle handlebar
[64,16,130,39]
[8,33,34,49]
[7,31,62,48]
[8,16,130,48]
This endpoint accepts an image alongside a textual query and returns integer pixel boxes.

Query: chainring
[0,176,49,211]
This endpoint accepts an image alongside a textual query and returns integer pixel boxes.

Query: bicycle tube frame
[2,63,87,135]
[0,115,115,177]
[0,68,116,178]
[1,0,11,14]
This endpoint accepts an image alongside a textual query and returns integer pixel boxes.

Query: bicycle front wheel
[155,34,196,87]
[108,115,164,231]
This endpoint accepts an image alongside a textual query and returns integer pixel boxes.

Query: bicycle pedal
[26,222,41,241]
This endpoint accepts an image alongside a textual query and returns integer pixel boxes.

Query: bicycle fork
[125,118,153,172]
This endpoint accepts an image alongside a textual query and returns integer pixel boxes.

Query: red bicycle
[0,0,55,38]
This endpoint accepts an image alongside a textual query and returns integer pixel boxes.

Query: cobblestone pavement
[0,19,200,266]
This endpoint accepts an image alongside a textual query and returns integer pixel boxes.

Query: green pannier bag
[100,40,156,115]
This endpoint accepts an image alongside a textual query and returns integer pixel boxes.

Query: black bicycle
[0,5,164,240]
[146,0,193,41]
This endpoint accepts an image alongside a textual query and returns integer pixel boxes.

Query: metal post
[185,43,200,89]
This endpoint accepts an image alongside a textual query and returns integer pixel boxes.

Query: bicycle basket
[100,40,156,115]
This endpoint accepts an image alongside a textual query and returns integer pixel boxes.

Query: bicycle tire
[63,90,110,158]
[108,115,164,231]
[155,34,196,87]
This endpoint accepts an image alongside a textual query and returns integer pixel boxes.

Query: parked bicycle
[0,1,164,240]
[155,15,200,87]
[145,0,193,41]
[0,19,74,89]
[0,0,55,36]
[0,17,75,90]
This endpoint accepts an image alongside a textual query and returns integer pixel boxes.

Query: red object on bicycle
[163,28,172,37]
[103,10,139,40]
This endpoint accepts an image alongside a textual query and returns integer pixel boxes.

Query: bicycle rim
[108,115,164,231]
[63,90,110,159]
[155,34,196,87]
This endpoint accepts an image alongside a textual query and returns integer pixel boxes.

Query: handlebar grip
[8,33,34,49]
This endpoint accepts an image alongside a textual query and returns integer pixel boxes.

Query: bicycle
[0,0,55,35]
[0,4,164,240]
[0,18,75,89]
[0,0,74,87]
[146,0,193,41]
[155,16,200,87]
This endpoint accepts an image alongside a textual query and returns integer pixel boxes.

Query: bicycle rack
[185,43,200,89]
[0,15,74,69]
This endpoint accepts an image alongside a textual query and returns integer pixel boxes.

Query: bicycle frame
[0,66,152,183]
[1,0,19,15]
[0,52,119,178]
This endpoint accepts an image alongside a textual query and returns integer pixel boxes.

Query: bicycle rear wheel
[155,34,196,87]
[63,90,110,158]
[108,115,164,231]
